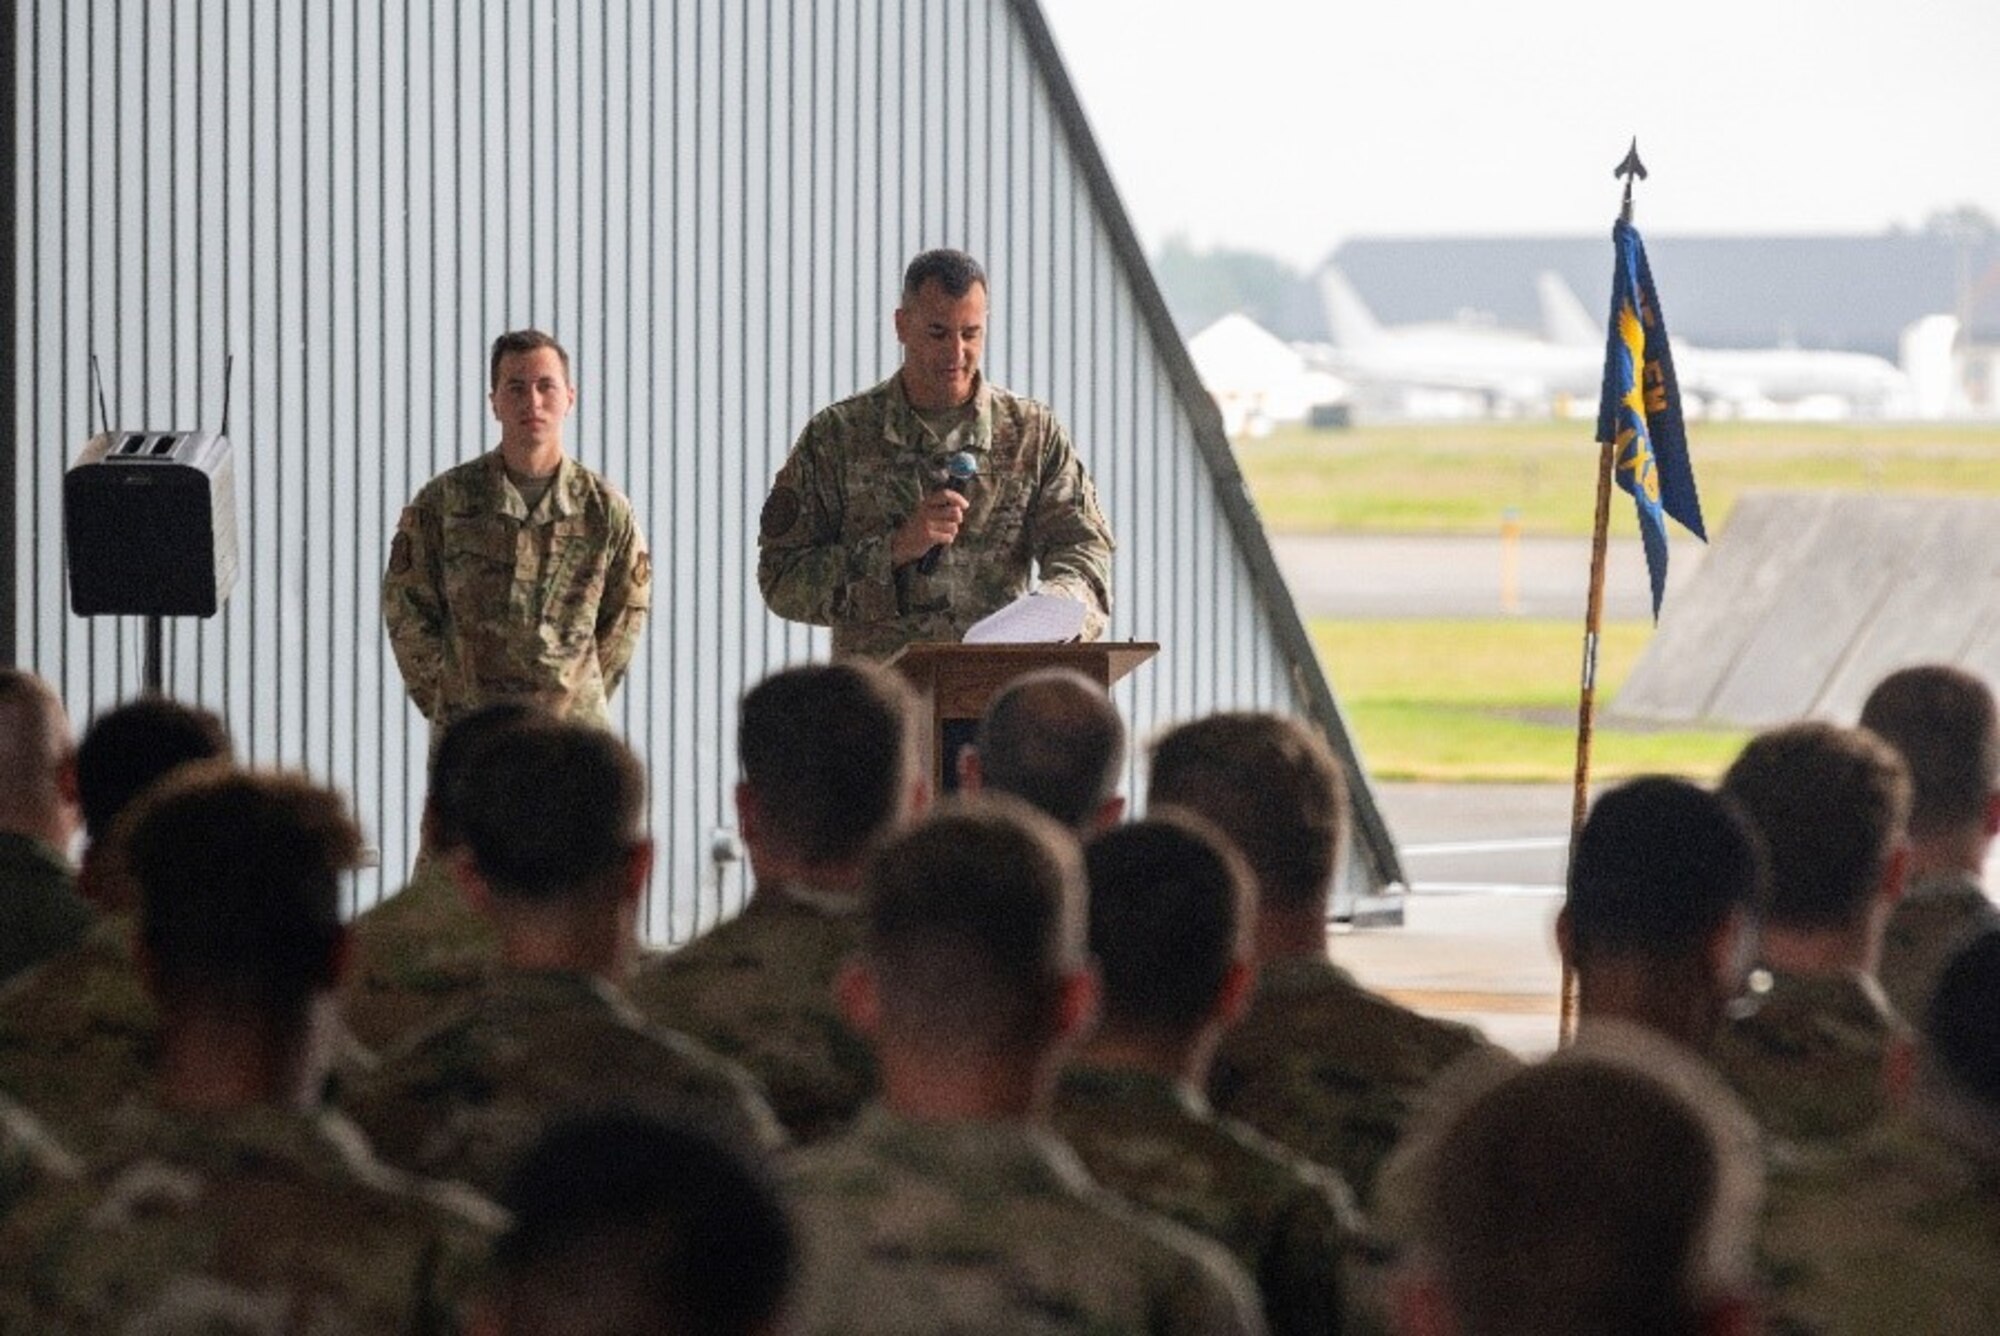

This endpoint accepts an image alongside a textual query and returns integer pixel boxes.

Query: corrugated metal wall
[9,0,1395,941]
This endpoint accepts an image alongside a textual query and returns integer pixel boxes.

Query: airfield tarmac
[1270,531,1706,622]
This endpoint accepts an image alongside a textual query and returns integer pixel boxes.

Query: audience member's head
[847,796,1093,1080]
[1859,665,2000,861]
[1918,929,2000,1162]
[1720,722,1911,944]
[0,669,78,849]
[425,700,547,853]
[1562,777,1766,1048]
[486,1111,795,1336]
[1148,712,1346,922]
[126,765,362,1034]
[450,723,651,968]
[962,669,1126,831]
[1083,814,1254,1054]
[75,696,232,844]
[737,663,922,880]
[1402,1053,1759,1336]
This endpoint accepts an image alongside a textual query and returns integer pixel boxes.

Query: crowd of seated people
[0,659,1995,1333]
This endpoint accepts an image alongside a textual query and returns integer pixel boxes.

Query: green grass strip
[1310,619,1747,783]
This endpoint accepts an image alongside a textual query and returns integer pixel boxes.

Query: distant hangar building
[3,0,1402,934]
[1331,232,2000,361]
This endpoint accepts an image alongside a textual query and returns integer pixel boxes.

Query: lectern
[888,641,1159,794]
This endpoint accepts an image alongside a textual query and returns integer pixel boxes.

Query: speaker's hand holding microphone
[892,452,979,572]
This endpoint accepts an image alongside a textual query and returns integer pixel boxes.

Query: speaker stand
[143,616,164,696]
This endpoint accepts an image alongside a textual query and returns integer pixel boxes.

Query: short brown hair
[976,669,1125,829]
[427,701,549,851]
[127,765,363,1018]
[1084,814,1251,1040]
[1147,713,1346,912]
[494,1111,795,1336]
[454,721,648,902]
[75,696,233,841]
[739,663,919,866]
[900,249,986,304]
[1417,1058,1734,1336]
[1721,722,1910,931]
[1568,777,1764,962]
[1859,665,1998,839]
[865,796,1084,1054]
[490,329,572,389]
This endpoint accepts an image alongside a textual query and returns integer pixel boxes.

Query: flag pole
[1560,142,1647,1045]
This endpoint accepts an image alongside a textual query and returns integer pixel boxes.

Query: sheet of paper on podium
[963,592,1088,644]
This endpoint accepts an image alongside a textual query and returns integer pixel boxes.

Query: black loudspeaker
[64,429,240,617]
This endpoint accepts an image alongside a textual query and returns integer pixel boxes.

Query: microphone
[916,451,979,576]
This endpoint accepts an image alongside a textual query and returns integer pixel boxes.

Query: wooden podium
[888,641,1159,794]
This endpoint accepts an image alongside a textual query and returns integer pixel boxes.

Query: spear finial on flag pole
[1615,139,1647,224]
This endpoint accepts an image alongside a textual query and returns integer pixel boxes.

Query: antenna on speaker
[89,355,111,437]
[218,354,235,440]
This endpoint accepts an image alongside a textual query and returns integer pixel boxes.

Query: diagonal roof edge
[1008,0,1404,895]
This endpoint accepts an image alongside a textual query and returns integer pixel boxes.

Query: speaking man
[758,249,1113,659]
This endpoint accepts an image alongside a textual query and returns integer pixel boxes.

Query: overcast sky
[1039,0,2000,268]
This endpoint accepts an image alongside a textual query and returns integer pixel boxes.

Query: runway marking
[1379,988,1559,1015]
[1401,836,1569,857]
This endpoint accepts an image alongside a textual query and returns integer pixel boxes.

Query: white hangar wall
[6,0,1401,937]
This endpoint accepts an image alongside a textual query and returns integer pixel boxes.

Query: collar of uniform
[846,1102,1098,1197]
[1737,964,1899,1030]
[481,448,579,523]
[880,372,994,465]
[1058,1062,1212,1121]
[371,852,468,919]
[1255,953,1365,1001]
[767,880,867,918]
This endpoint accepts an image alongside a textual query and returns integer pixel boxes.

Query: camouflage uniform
[0,912,381,1155]
[759,374,1114,659]
[341,854,501,1053]
[0,832,90,989]
[341,968,784,1197]
[0,1100,498,1333]
[1758,1113,2000,1335]
[784,1104,1268,1335]
[0,912,156,1152]
[1877,871,1998,1027]
[384,449,650,728]
[1052,1063,1377,1336]
[1710,967,1905,1144]
[626,884,877,1143]
[1208,955,1494,1206]
[0,1092,77,1221]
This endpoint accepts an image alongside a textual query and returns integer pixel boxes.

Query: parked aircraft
[1305,267,1599,414]
[1536,271,1911,416]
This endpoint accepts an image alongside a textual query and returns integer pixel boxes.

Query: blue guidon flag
[1597,218,1706,619]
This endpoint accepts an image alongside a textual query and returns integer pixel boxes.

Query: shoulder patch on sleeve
[760,486,804,540]
[633,551,652,587]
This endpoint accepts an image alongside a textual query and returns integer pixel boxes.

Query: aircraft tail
[1318,267,1384,349]
[1536,271,1600,349]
